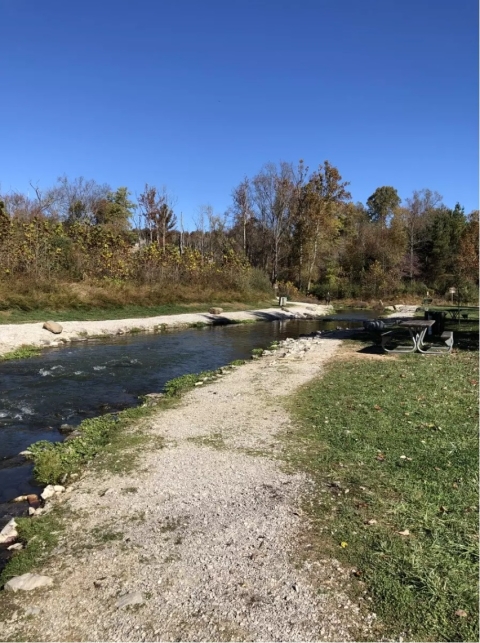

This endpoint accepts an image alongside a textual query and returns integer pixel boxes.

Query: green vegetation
[27,363,236,484]
[28,404,161,484]
[0,345,41,360]
[0,298,275,325]
[1,173,477,320]
[251,347,264,356]
[287,349,478,641]
[0,511,63,586]
[163,370,218,397]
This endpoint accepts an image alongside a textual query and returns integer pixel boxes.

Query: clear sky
[1,0,478,228]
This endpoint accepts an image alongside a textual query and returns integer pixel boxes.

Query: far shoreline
[0,302,335,358]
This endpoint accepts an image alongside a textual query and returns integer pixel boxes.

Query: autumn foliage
[0,167,477,312]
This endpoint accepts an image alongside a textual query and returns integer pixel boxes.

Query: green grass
[0,345,41,361]
[0,511,63,586]
[287,349,479,642]
[0,300,275,325]
[27,403,164,484]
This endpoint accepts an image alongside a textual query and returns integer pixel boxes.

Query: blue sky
[1,0,478,228]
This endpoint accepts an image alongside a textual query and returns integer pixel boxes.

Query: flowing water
[0,310,377,525]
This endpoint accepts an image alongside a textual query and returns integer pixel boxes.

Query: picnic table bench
[381,319,453,354]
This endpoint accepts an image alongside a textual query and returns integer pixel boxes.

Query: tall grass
[0,275,274,322]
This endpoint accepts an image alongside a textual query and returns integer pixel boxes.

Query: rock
[4,573,53,592]
[28,507,36,516]
[19,450,33,457]
[115,591,144,609]
[27,494,40,509]
[194,381,203,386]
[43,321,63,334]
[11,495,28,503]
[209,307,223,315]
[53,485,65,493]
[0,519,18,544]
[100,488,114,497]
[7,542,23,551]
[58,424,75,435]
[40,485,56,500]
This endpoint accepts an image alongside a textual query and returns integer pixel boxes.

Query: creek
[0,309,377,523]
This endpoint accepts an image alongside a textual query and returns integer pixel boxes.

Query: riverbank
[0,332,376,642]
[0,303,333,357]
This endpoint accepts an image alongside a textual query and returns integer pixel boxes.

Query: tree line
[0,163,478,304]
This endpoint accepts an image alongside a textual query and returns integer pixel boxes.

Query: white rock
[7,542,23,551]
[40,485,55,500]
[28,507,36,516]
[115,591,144,609]
[19,450,33,457]
[4,573,53,592]
[53,485,65,493]
[0,519,18,544]
[43,321,63,334]
[12,495,28,503]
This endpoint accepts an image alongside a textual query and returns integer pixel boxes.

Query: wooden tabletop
[399,319,435,329]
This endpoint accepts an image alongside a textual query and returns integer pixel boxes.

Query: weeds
[0,511,63,586]
[0,345,41,361]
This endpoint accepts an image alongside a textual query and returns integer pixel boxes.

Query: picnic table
[381,319,453,354]
[444,307,478,321]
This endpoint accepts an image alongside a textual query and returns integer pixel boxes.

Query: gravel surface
[0,334,375,641]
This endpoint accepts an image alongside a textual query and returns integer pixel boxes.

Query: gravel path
[0,334,375,642]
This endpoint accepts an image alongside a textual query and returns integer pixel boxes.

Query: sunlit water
[0,310,377,521]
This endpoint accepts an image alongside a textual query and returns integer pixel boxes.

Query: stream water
[0,309,377,525]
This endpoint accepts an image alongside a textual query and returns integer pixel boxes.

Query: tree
[56,176,111,225]
[457,210,479,286]
[252,162,296,284]
[366,186,401,271]
[231,178,253,257]
[402,189,442,279]
[366,186,401,225]
[421,203,466,289]
[138,185,177,249]
[299,161,351,291]
[95,187,135,232]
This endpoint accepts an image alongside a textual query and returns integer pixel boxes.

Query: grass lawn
[0,300,276,324]
[288,346,478,641]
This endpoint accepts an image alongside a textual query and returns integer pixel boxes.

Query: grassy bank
[287,348,478,641]
[0,278,275,324]
[0,300,276,325]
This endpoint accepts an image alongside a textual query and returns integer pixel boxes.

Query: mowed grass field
[288,341,478,641]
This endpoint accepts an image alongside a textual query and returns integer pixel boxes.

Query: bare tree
[252,162,296,284]
[231,178,253,257]
[138,185,177,249]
